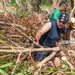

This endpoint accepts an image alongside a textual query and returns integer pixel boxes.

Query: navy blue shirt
[39,20,63,47]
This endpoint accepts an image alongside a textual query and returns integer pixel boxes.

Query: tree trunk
[63,0,75,40]
[32,0,41,12]
[70,0,74,8]
[49,0,60,12]
[56,0,62,7]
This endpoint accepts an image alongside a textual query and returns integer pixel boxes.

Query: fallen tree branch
[70,6,75,19]
[0,54,11,59]
[37,51,57,68]
[66,60,74,70]
[68,50,75,57]
[0,21,27,31]
[36,50,74,69]
[11,52,23,75]
[60,51,74,70]
[42,8,50,14]
[0,47,60,53]
[0,21,33,41]
[0,34,22,47]
[0,20,33,41]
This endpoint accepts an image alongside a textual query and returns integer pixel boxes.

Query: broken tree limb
[70,6,75,19]
[11,52,23,75]
[66,60,74,70]
[42,8,50,14]
[37,51,57,68]
[0,20,33,41]
[60,51,74,70]
[68,50,75,57]
[36,50,74,68]
[0,47,60,53]
[0,21,27,31]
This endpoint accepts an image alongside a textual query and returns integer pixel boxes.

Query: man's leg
[54,57,61,67]
[34,52,49,61]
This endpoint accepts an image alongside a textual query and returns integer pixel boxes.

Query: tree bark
[70,0,74,8]
[32,0,41,12]
[49,0,58,12]
[0,47,60,53]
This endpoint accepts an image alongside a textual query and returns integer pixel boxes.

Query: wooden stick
[60,51,74,70]
[0,47,60,53]
[66,60,74,70]
[68,50,75,57]
[37,51,57,68]
[0,54,11,59]
[70,6,75,19]
[0,21,27,31]
[11,52,23,75]
[0,21,33,41]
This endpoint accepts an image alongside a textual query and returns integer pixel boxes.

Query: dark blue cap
[59,13,69,23]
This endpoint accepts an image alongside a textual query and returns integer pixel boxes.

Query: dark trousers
[34,51,51,61]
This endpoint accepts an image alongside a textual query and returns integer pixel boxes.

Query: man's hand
[33,39,39,46]
[55,41,61,47]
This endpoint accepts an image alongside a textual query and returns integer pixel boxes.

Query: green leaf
[53,67,58,71]
[47,67,54,73]
[60,59,67,65]
[70,73,75,75]
[0,62,13,69]
[0,69,8,75]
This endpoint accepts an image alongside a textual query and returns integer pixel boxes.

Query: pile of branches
[0,10,75,75]
[0,11,49,46]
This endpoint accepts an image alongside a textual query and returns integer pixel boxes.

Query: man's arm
[34,22,52,46]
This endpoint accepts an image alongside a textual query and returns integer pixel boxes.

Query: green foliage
[60,59,70,72]
[16,6,26,18]
[47,67,58,74]
[41,0,52,6]
[0,62,13,69]
[0,69,8,75]
[60,59,68,65]
[9,0,16,6]
[11,0,26,18]
[0,62,13,75]
[40,5,50,9]
[46,59,75,75]
[15,61,32,75]
[70,74,75,75]
[0,38,4,43]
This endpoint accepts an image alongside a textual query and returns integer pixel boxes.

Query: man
[50,1,68,20]
[50,1,68,35]
[34,13,69,67]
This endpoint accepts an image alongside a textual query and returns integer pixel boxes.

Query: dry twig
[60,51,74,70]
[11,52,23,75]
[0,47,60,53]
